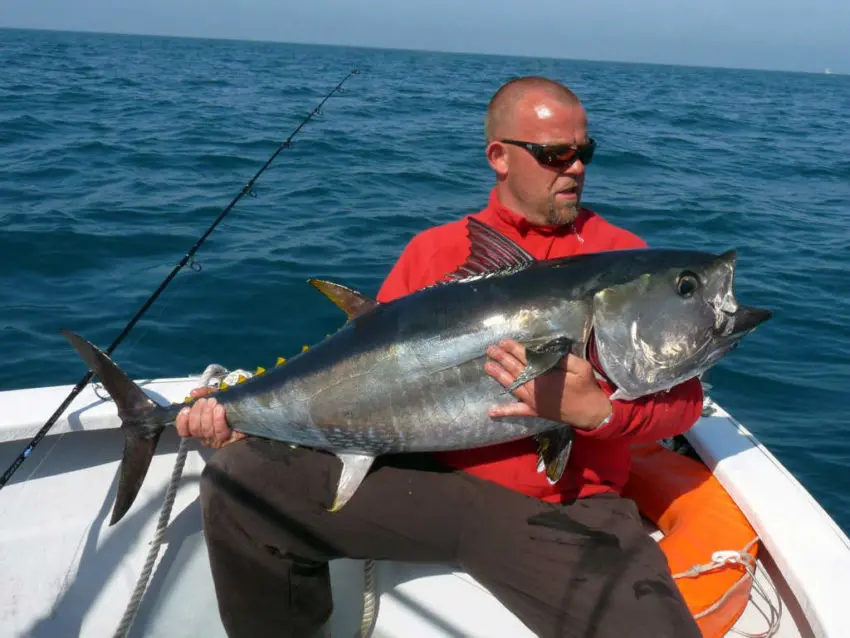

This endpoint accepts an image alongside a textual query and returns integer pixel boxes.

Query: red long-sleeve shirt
[376,188,704,502]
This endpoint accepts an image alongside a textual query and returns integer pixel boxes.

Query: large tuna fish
[63,217,771,525]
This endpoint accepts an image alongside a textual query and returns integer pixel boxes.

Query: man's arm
[382,225,704,444]
[576,376,704,443]
[485,339,704,443]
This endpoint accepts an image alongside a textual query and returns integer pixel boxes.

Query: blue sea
[1,28,848,531]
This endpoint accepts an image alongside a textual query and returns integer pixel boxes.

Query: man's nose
[562,157,586,177]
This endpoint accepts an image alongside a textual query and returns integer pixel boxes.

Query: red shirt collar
[475,187,607,377]
[478,187,591,238]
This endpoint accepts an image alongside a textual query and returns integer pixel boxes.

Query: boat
[1,371,848,637]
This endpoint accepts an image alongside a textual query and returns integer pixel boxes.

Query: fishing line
[0,68,360,491]
[6,232,204,501]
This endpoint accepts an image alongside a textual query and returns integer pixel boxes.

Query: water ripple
[0,27,849,531]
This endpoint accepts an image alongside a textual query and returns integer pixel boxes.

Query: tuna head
[591,249,771,401]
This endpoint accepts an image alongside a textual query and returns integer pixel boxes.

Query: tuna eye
[677,272,699,298]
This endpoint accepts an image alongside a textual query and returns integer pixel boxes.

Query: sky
[1,0,848,74]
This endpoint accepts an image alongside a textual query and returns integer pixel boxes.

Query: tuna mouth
[729,305,772,335]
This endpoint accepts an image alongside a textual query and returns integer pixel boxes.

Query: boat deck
[0,376,845,637]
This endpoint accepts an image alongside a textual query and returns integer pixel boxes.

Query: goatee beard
[545,197,580,226]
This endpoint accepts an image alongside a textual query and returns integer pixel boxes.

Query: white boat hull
[1,376,848,637]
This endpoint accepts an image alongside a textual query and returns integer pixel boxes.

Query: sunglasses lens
[543,141,594,168]
[550,149,579,166]
[503,139,595,168]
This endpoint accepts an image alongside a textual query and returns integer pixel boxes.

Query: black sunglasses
[500,138,596,169]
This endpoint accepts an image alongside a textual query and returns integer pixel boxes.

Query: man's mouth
[555,185,578,200]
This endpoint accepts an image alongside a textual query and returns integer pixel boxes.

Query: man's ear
[486,141,509,177]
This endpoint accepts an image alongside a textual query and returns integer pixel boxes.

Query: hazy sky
[2,0,848,74]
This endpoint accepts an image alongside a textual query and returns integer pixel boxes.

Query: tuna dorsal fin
[308,279,378,320]
[445,217,536,283]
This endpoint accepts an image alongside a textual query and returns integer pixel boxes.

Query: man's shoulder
[401,214,477,258]
[580,207,648,250]
[377,213,479,301]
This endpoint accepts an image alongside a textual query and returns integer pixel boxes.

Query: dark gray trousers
[199,438,701,638]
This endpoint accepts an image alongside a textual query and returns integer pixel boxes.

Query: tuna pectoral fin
[535,427,574,484]
[505,336,575,394]
[61,329,167,526]
[329,453,375,512]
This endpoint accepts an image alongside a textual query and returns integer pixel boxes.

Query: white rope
[358,558,379,637]
[111,363,382,637]
[113,437,189,638]
[672,537,782,638]
[112,363,238,638]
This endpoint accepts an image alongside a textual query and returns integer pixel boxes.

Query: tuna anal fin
[329,453,375,512]
[535,427,574,484]
[505,336,575,394]
[308,279,378,320]
[445,217,536,283]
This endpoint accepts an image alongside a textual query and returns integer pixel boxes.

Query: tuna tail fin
[61,329,168,526]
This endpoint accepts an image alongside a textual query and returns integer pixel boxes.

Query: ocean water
[1,28,848,531]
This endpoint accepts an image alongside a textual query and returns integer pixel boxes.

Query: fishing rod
[0,68,360,491]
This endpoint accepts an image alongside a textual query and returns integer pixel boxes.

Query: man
[185,76,704,638]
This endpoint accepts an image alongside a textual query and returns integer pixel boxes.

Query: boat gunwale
[0,378,848,637]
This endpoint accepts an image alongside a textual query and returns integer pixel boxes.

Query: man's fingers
[188,397,204,438]
[200,398,217,442]
[212,402,230,443]
[174,389,237,448]
[176,406,190,437]
[484,360,522,391]
[488,402,537,418]
[495,339,527,363]
[486,344,525,377]
[564,354,592,375]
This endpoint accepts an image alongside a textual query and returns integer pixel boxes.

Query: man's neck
[493,184,547,226]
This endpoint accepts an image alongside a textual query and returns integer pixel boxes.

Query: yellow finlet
[276,356,287,366]
[255,366,266,375]
[236,374,247,384]
[220,381,229,390]
[302,344,310,352]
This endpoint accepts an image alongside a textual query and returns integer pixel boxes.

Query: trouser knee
[199,441,262,533]
[198,439,337,546]
[198,447,232,522]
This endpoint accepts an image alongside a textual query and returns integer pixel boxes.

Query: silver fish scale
[218,289,587,455]
[66,227,768,526]
[207,246,738,456]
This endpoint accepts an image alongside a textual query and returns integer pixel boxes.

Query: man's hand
[484,339,612,431]
[176,386,246,448]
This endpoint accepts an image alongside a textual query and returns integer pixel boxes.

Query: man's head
[484,76,593,227]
